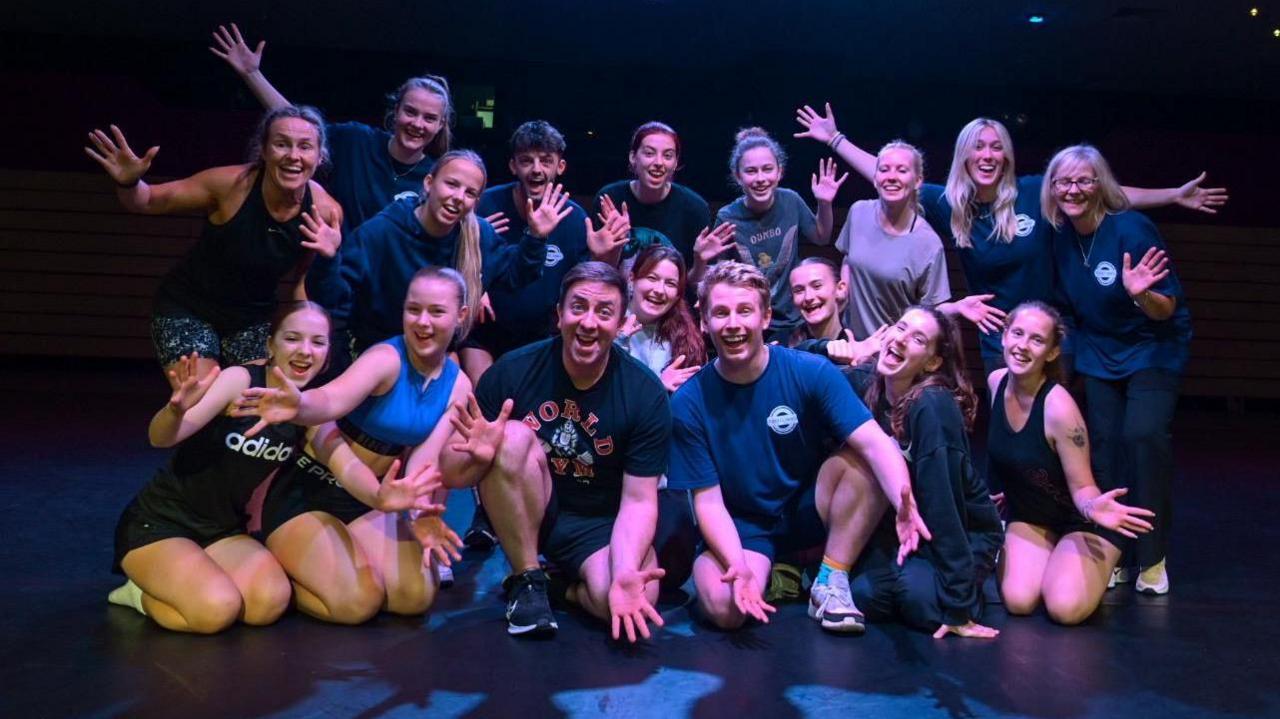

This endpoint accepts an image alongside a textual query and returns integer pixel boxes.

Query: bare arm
[148,362,249,447]
[845,419,933,562]
[794,102,877,182]
[610,474,659,580]
[231,344,398,433]
[691,484,776,623]
[85,124,235,216]
[1123,172,1228,214]
[209,23,290,110]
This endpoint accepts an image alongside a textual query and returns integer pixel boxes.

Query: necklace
[1075,216,1103,267]
[391,155,426,180]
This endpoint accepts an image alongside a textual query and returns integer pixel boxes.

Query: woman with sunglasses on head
[1041,145,1190,595]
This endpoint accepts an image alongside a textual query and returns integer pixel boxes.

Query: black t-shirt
[593,180,711,269]
[475,337,671,516]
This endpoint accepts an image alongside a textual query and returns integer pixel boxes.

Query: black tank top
[156,169,312,329]
[986,374,1079,526]
[134,364,307,532]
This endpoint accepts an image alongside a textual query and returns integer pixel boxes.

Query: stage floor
[2,360,1277,719]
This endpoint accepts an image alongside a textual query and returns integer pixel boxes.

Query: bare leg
[815,448,890,566]
[476,420,552,574]
[459,347,496,386]
[1042,531,1122,625]
[265,511,383,624]
[204,534,292,626]
[347,510,437,616]
[574,547,660,622]
[998,522,1057,615]
[692,549,772,630]
[119,538,242,634]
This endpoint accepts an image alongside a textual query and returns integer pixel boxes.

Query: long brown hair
[864,306,977,441]
[631,244,706,365]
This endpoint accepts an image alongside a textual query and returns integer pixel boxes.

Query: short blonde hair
[1040,144,1129,229]
[698,261,770,316]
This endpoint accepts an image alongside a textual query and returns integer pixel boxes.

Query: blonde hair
[876,139,926,217]
[698,261,770,316]
[1040,144,1130,229]
[429,150,486,338]
[943,118,1018,248]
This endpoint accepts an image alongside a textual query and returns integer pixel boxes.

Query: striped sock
[814,556,852,587]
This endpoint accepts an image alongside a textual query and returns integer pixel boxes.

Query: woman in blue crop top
[233,267,471,624]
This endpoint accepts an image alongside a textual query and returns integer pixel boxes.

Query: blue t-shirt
[1052,210,1191,379]
[667,347,873,521]
[307,197,544,351]
[326,122,435,234]
[920,176,1058,359]
[475,182,592,332]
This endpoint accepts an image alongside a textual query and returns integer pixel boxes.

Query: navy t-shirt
[476,182,592,334]
[476,337,672,516]
[920,176,1057,359]
[593,180,712,269]
[325,122,435,234]
[1052,210,1191,379]
[307,197,544,351]
[667,347,873,522]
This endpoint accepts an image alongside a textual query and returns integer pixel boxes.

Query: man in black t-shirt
[441,261,671,641]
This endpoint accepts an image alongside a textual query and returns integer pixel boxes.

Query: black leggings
[1084,368,1179,568]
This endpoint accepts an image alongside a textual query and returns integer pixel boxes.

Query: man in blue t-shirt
[667,262,931,634]
[441,262,669,642]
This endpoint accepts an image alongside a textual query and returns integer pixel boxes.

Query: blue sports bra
[337,335,459,455]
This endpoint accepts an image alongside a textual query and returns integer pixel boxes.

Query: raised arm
[209,23,290,110]
[148,355,246,447]
[1123,172,1228,214]
[810,157,848,244]
[794,102,877,182]
[85,124,230,216]
[1045,387,1154,538]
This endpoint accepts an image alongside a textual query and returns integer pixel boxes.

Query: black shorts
[112,496,244,574]
[539,490,614,583]
[730,482,827,562]
[150,313,269,367]
[259,451,373,538]
[461,319,554,361]
[1009,513,1126,553]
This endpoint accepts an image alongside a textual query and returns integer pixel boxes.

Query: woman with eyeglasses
[795,105,1223,374]
[1041,145,1190,596]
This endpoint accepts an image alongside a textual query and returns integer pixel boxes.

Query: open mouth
[646,167,668,183]
[286,358,313,377]
[439,202,462,222]
[720,334,747,351]
[878,344,906,371]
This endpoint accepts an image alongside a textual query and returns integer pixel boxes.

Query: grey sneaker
[1107,566,1133,589]
[1136,560,1169,595]
[807,571,865,634]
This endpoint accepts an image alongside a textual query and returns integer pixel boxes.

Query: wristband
[116,177,141,189]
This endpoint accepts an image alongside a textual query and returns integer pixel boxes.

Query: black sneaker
[464,502,499,552]
[503,569,558,637]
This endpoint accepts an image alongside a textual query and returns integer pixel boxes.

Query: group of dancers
[83,24,1223,639]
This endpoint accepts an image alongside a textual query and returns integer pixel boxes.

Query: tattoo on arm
[1068,426,1087,449]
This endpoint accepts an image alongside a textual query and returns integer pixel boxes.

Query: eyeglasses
[1052,177,1099,191]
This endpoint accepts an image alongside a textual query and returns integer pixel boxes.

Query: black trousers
[1084,368,1180,568]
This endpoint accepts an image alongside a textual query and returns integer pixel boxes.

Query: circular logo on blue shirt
[545,244,564,267]
[1094,261,1117,286]
[1015,213,1036,237]
[766,405,799,435]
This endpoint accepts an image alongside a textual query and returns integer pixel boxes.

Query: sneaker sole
[808,602,866,634]
[507,620,558,637]
[1135,583,1169,596]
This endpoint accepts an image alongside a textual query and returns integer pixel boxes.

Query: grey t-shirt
[716,188,818,333]
[836,200,951,339]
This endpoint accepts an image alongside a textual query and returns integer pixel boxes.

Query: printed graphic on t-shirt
[739,225,798,283]
[545,244,565,267]
[1094,261,1117,286]
[522,398,614,484]
[766,405,799,435]
[1015,213,1036,237]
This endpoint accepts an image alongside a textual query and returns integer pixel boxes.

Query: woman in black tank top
[107,302,331,633]
[988,302,1154,625]
[85,106,344,387]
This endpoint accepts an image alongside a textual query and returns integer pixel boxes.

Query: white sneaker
[1136,560,1169,595]
[807,572,865,634]
[1107,566,1133,589]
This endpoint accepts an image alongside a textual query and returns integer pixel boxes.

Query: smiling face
[1002,307,1061,379]
[422,157,485,233]
[509,149,565,204]
[557,279,623,380]
[705,282,770,370]
[876,308,942,383]
[789,262,844,329]
[1050,158,1101,224]
[262,117,321,192]
[874,147,922,205]
[964,126,1007,193]
[735,146,782,205]
[629,132,678,191]
[391,87,445,159]
[630,258,681,325]
[402,276,467,365]
[268,307,330,387]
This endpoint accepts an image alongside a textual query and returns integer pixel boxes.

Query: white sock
[107,579,147,616]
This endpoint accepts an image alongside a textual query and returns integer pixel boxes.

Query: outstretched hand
[1086,487,1155,539]
[230,366,301,437]
[660,354,700,392]
[484,211,510,235]
[1122,248,1170,299]
[608,567,666,643]
[166,352,220,413]
[374,459,447,514]
[693,222,737,264]
[1174,171,1228,214]
[953,294,1007,334]
[448,395,513,468]
[721,563,776,624]
[299,208,341,258]
[527,183,573,238]
[411,514,464,568]
[794,102,839,145]
[811,157,849,204]
[587,199,630,260]
[933,620,1000,639]
[895,484,933,566]
[84,125,158,186]
[209,23,264,77]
